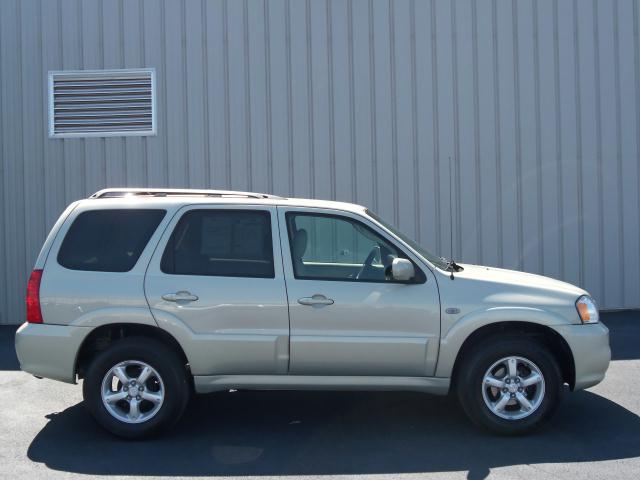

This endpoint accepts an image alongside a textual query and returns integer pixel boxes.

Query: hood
[456,263,587,298]
[435,262,588,327]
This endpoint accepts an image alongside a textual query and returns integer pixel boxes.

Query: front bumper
[551,321,611,390]
[14,322,92,384]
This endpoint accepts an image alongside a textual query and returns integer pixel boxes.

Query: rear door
[144,205,290,375]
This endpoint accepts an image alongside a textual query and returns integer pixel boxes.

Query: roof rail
[90,188,285,200]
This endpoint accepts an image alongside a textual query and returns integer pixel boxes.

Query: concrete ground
[0,311,638,480]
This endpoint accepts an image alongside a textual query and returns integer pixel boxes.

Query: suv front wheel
[83,337,190,438]
[456,336,562,434]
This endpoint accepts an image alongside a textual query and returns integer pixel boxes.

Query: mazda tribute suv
[15,188,610,437]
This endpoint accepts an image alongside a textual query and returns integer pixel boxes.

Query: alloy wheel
[100,360,165,424]
[481,355,545,420]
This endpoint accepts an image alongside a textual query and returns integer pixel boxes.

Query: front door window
[285,212,421,283]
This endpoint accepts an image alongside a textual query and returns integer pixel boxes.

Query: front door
[277,207,441,377]
[145,205,290,376]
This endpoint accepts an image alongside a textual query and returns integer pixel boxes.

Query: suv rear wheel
[83,337,189,438]
[456,336,562,434]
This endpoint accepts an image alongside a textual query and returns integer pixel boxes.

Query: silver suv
[15,188,610,438]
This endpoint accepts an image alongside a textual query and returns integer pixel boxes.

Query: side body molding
[150,309,289,376]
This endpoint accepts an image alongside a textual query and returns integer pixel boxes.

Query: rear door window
[57,209,166,272]
[160,210,275,278]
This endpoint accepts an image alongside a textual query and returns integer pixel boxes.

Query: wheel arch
[75,323,190,379]
[447,321,575,391]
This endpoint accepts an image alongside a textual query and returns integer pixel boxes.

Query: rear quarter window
[57,209,166,272]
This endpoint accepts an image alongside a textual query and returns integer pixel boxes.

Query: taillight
[26,269,43,324]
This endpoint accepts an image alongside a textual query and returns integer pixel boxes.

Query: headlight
[576,295,599,323]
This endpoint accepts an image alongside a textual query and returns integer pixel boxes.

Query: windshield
[365,209,449,270]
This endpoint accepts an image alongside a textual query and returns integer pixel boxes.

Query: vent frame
[48,68,157,138]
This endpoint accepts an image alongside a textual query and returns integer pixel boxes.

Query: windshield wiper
[440,257,457,270]
[441,257,463,279]
[449,260,463,271]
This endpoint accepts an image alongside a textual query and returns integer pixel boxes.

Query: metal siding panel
[408,0,421,247]
[598,0,624,308]
[2,0,640,324]
[330,0,354,203]
[537,0,562,281]
[289,0,312,198]
[60,0,86,203]
[80,0,106,194]
[0,7,5,322]
[636,0,640,309]
[122,0,147,186]
[246,0,270,193]
[557,0,582,288]
[619,0,640,308]
[450,0,462,261]
[143,0,168,186]
[577,1,604,303]
[204,0,229,189]
[455,0,480,263]
[510,0,525,272]
[0,69,4,324]
[0,0,26,325]
[309,0,332,200]
[516,0,541,275]
[476,0,500,267]
[41,0,67,231]
[392,0,417,239]
[227,0,250,191]
[351,0,376,212]
[490,0,504,266]
[266,0,290,197]
[413,0,439,253]
[495,1,520,271]
[284,0,295,196]
[21,0,46,283]
[371,0,395,223]
[101,1,128,191]
[434,0,456,259]
[185,0,207,189]
[163,0,187,187]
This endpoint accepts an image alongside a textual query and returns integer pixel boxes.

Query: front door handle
[162,291,199,302]
[298,294,334,306]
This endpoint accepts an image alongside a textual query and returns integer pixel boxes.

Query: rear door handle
[162,291,199,302]
[298,294,334,306]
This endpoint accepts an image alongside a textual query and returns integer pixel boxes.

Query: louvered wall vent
[48,69,156,138]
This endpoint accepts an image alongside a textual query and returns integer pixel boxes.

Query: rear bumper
[14,322,91,384]
[551,322,611,390]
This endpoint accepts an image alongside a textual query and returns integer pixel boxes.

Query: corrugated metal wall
[0,0,639,324]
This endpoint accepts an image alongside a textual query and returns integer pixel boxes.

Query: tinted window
[58,209,166,272]
[286,212,423,283]
[161,210,274,278]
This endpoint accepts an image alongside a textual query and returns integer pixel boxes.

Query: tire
[455,336,562,435]
[83,337,190,439]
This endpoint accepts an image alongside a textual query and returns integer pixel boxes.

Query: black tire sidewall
[457,338,562,435]
[83,337,189,439]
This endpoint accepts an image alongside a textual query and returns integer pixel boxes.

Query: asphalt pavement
[0,310,638,479]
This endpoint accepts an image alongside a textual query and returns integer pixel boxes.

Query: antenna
[448,156,455,280]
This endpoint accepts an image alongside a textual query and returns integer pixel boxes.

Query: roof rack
[90,188,285,200]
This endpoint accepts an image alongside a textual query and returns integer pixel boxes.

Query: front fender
[435,306,570,377]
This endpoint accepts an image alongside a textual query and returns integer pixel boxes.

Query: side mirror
[391,258,415,282]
